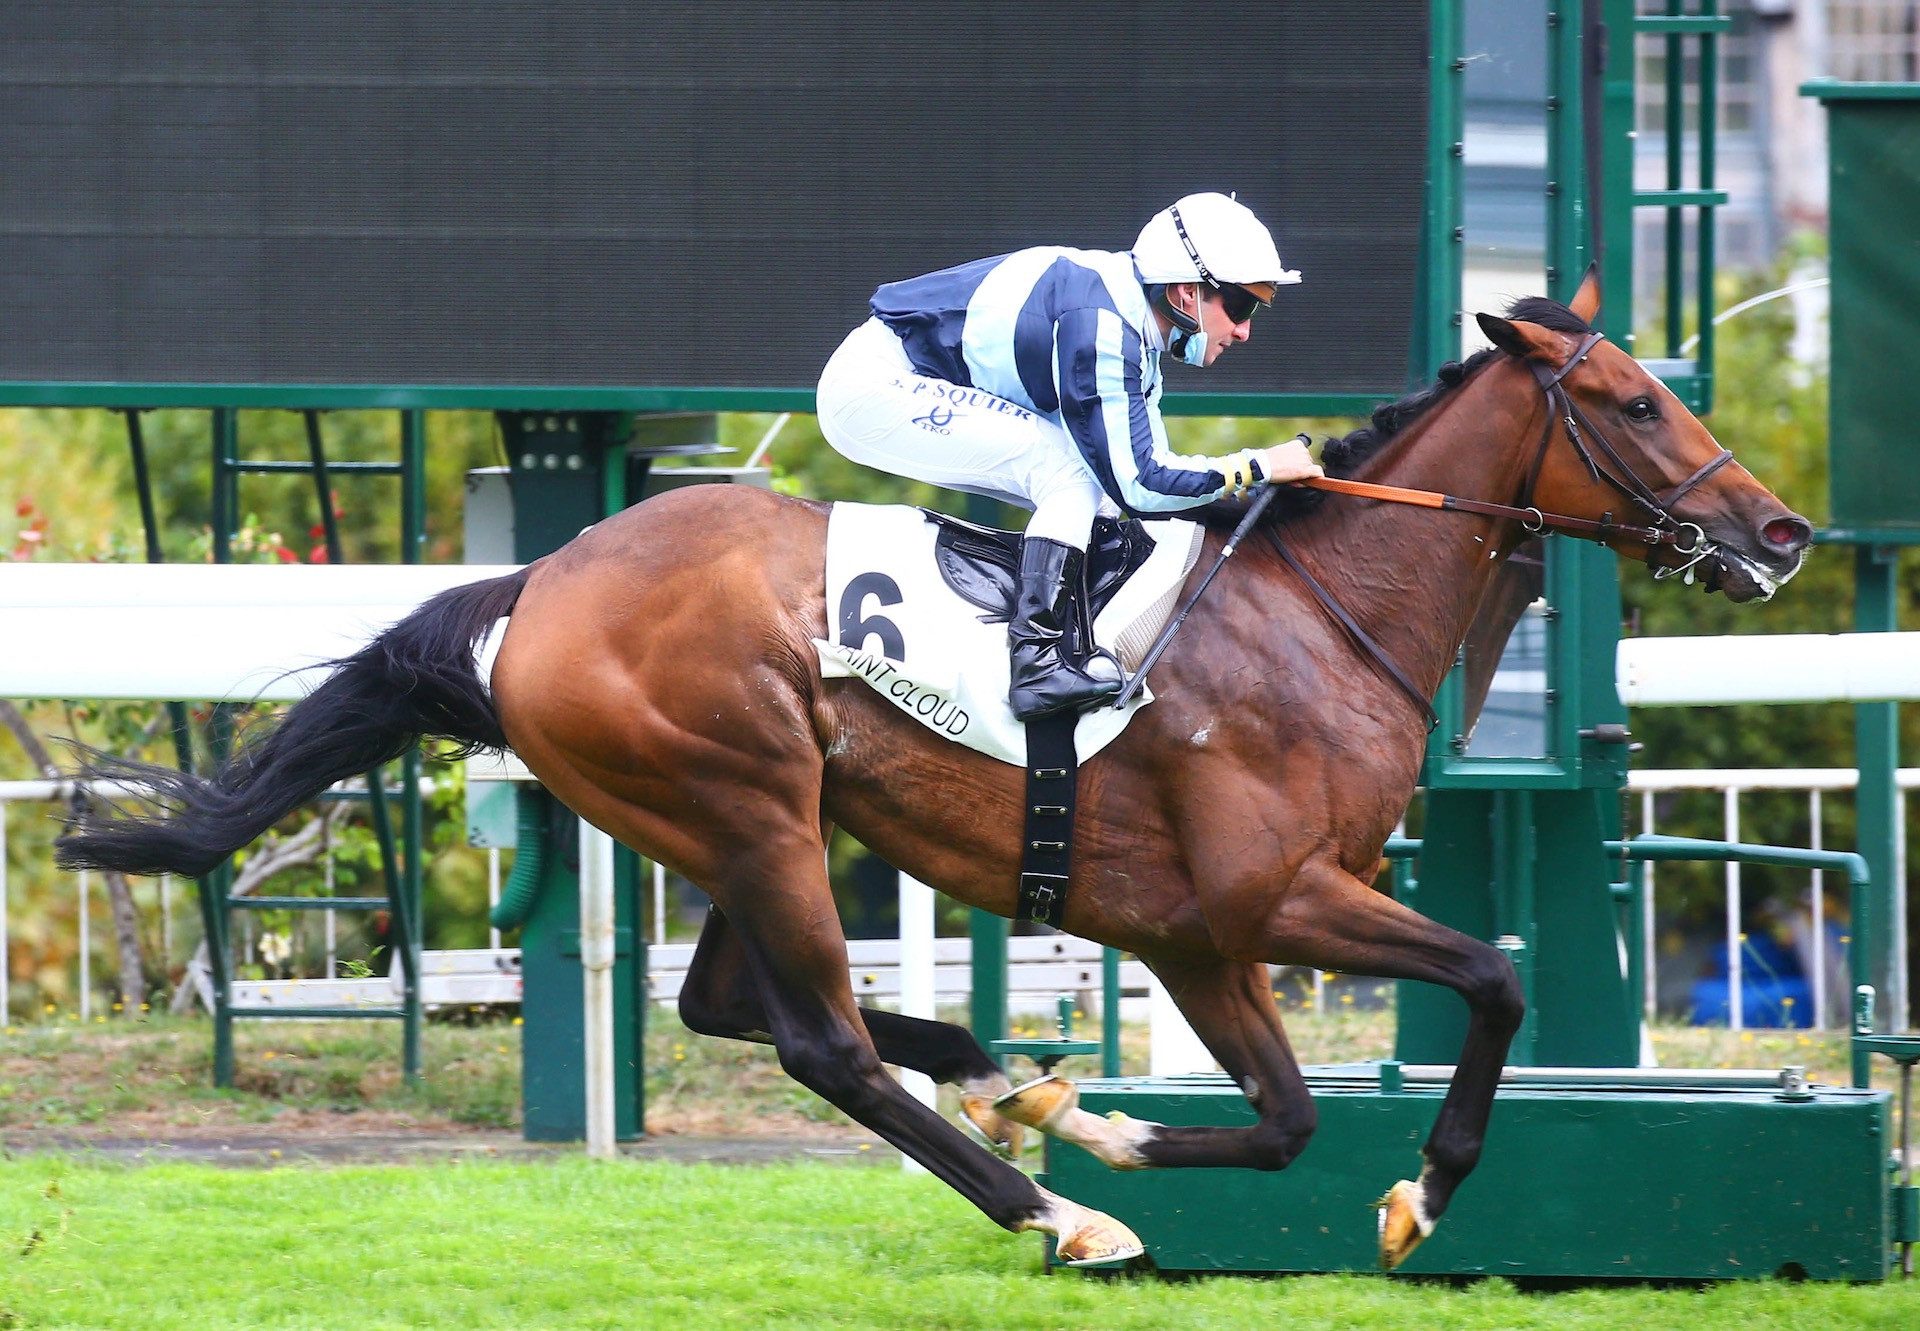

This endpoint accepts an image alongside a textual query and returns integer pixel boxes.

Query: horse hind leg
[676,904,1026,1157]
[675,828,1140,1265]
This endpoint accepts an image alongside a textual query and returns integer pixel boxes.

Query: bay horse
[58,273,1810,1269]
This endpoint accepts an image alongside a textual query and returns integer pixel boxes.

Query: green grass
[0,1156,1913,1330]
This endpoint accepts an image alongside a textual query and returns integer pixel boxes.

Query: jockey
[816,192,1323,721]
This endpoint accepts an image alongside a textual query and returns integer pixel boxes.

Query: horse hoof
[960,1093,1026,1159]
[993,1074,1079,1132]
[1056,1212,1146,1268]
[1375,1179,1434,1270]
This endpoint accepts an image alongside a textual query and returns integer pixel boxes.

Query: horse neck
[1272,359,1547,704]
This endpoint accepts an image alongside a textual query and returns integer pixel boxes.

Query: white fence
[7,770,1915,1031]
[223,933,1152,1013]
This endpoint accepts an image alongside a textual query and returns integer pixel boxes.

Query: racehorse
[58,273,1810,1269]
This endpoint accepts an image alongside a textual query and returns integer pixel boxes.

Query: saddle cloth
[814,503,1205,767]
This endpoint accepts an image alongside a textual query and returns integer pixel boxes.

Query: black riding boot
[1008,537,1123,720]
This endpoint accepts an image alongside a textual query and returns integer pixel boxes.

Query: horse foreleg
[677,905,1024,1156]
[995,954,1316,1175]
[1268,861,1523,1270]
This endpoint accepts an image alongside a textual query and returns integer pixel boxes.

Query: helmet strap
[1150,282,1201,335]
[1152,284,1209,367]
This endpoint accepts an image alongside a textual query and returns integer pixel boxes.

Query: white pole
[487,848,501,952]
[579,820,617,1160]
[78,870,90,1022]
[898,873,937,1173]
[1148,973,1214,1076]
[160,874,172,974]
[652,860,666,948]
[1640,789,1657,1022]
[1618,632,1920,706]
[1724,787,1742,1032]
[1810,789,1826,1030]
[1896,787,1910,1032]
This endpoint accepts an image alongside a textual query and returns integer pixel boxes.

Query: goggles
[1212,282,1262,325]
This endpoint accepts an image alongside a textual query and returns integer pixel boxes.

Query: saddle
[925,509,1156,633]
[921,510,1157,930]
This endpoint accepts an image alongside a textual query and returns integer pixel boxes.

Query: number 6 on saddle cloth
[814,502,1206,924]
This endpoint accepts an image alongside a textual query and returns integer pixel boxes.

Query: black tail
[56,568,533,879]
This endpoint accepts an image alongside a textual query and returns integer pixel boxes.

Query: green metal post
[398,409,427,1082]
[1695,0,1719,412]
[401,410,427,563]
[206,409,238,1084]
[970,908,1008,1059]
[1101,946,1121,1077]
[398,751,424,1084]
[1546,0,1590,295]
[1855,544,1903,1029]
[206,704,235,1086]
[211,409,236,564]
[362,756,420,1083]
[1664,0,1685,353]
[1415,0,1464,381]
[1599,0,1638,347]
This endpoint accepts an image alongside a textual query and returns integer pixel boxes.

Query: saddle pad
[815,503,1205,767]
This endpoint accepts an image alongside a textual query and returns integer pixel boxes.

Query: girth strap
[1016,711,1079,927]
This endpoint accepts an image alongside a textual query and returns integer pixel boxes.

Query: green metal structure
[1037,2,1919,1282]
[1055,1072,1888,1280]
[1052,840,1906,1280]
[1803,80,1920,1036]
[476,411,747,1142]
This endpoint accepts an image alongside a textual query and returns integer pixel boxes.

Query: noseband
[1524,331,1733,581]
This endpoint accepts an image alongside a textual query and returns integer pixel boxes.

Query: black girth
[1015,712,1077,927]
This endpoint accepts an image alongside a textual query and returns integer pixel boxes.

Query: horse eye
[1626,397,1658,422]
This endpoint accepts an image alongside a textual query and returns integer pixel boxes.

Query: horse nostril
[1763,515,1813,553]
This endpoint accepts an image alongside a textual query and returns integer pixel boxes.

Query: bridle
[1520,330,1733,582]
[1265,330,1737,729]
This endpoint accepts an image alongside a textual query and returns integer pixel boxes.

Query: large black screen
[0,3,1431,401]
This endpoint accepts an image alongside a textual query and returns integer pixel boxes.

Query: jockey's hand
[1259,434,1324,485]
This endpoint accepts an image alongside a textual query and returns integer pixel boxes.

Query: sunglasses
[1212,282,1261,324]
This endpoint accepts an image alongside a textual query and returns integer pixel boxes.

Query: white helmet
[1132,192,1301,302]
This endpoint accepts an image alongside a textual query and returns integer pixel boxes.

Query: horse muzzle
[1662,510,1812,603]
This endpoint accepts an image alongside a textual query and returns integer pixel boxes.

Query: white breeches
[816,317,1111,549]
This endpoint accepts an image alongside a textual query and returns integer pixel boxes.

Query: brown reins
[1295,331,1733,566]
[1266,331,1736,730]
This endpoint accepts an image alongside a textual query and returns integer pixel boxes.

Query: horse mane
[1199,294,1592,530]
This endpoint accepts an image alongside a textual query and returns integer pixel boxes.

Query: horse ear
[1569,264,1602,322]
[1476,312,1572,363]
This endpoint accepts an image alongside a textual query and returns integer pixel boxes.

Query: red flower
[274,546,299,564]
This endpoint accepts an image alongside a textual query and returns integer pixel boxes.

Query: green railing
[1601,836,1878,1088]
[1385,832,1884,1087]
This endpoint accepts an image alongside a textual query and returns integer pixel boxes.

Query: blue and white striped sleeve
[1053,307,1228,515]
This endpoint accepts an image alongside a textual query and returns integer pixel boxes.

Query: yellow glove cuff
[1219,449,1264,496]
